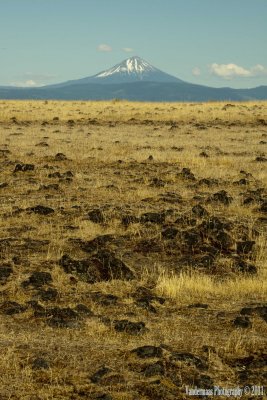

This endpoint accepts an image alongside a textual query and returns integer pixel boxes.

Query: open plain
[0,100,266,399]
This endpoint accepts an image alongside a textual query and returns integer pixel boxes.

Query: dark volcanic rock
[54,152,67,161]
[0,263,13,282]
[92,250,135,281]
[192,204,209,217]
[37,287,58,301]
[74,304,94,316]
[0,182,8,189]
[162,226,179,239]
[188,303,208,309]
[149,177,166,187]
[170,352,207,370]
[236,241,255,254]
[240,305,267,323]
[14,163,35,172]
[142,361,165,377]
[0,301,27,315]
[87,209,105,223]
[208,190,233,205]
[91,292,118,306]
[46,307,82,328]
[59,251,135,282]
[113,319,146,335]
[133,286,165,312]
[183,229,202,247]
[200,216,231,233]
[32,357,50,370]
[131,345,163,358]
[255,156,267,162]
[199,178,219,186]
[159,192,182,204]
[90,366,111,383]
[140,212,166,224]
[23,271,53,288]
[196,374,214,388]
[259,201,267,213]
[179,168,196,180]
[76,234,115,253]
[233,316,252,328]
[26,205,54,215]
[234,258,257,274]
[212,230,234,250]
[121,214,140,226]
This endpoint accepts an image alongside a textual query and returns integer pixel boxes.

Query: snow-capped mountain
[47,56,183,88]
[92,56,183,83]
[1,56,267,101]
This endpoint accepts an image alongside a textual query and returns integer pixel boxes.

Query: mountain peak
[45,56,183,88]
[95,56,156,78]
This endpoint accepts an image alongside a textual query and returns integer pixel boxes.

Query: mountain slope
[47,56,183,88]
[1,81,267,102]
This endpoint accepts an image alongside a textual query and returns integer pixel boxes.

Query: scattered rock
[159,192,182,204]
[87,209,105,223]
[46,307,82,328]
[259,201,267,213]
[179,168,196,180]
[59,251,135,282]
[94,394,113,400]
[39,183,59,190]
[142,361,165,377]
[23,271,53,288]
[131,346,163,358]
[199,178,219,186]
[76,234,115,253]
[212,230,234,250]
[233,178,249,185]
[74,304,94,316]
[91,292,118,306]
[233,316,252,328]
[255,156,267,162]
[183,229,202,247]
[162,226,179,240]
[200,216,231,232]
[113,319,146,335]
[192,204,209,217]
[199,151,209,158]
[188,303,208,309]
[140,212,166,224]
[121,214,140,226]
[196,374,214,388]
[149,177,166,187]
[234,258,257,274]
[0,263,13,282]
[32,357,50,370]
[0,301,27,315]
[236,241,255,254]
[90,366,111,383]
[0,182,8,189]
[14,163,35,172]
[37,287,58,301]
[54,153,67,161]
[26,205,54,215]
[170,352,207,370]
[208,190,233,205]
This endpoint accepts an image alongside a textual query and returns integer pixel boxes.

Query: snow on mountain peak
[96,56,156,78]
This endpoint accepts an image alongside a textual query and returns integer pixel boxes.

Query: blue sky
[0,0,267,88]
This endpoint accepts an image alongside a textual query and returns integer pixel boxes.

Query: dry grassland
[0,100,266,399]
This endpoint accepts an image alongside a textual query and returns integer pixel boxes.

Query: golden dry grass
[0,100,266,399]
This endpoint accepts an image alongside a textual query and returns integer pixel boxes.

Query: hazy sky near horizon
[1,0,267,88]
